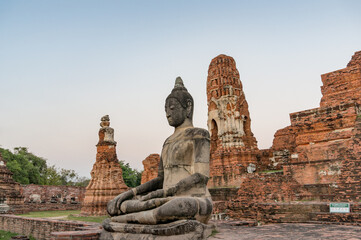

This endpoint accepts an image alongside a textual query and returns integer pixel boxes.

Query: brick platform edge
[213,201,361,226]
[24,203,82,212]
[0,214,101,240]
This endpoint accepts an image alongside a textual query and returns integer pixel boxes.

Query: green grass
[19,210,81,218]
[209,229,219,237]
[0,230,17,240]
[67,214,108,223]
[18,210,108,223]
[0,230,36,240]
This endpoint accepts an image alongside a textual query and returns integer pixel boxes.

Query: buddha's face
[165,98,187,127]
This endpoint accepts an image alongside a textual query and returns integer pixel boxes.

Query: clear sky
[1,0,360,178]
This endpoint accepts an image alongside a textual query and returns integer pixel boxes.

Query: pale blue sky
[1,0,360,177]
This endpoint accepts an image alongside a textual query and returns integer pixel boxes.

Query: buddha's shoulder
[184,127,210,139]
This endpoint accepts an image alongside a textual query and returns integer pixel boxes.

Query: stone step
[209,219,258,227]
[310,212,361,223]
[306,220,361,226]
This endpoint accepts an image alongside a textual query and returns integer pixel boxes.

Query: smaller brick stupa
[81,115,128,216]
[0,152,27,214]
[140,154,160,184]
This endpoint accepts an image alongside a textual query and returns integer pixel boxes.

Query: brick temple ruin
[141,51,361,224]
[207,55,259,188]
[0,153,27,214]
[80,115,128,216]
[211,51,361,223]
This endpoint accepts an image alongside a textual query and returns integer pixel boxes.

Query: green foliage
[18,210,107,223]
[0,230,36,240]
[0,230,17,240]
[0,147,89,187]
[119,160,142,188]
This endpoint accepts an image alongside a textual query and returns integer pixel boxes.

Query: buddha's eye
[170,105,175,110]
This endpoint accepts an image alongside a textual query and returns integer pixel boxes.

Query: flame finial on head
[175,77,184,88]
[166,76,194,118]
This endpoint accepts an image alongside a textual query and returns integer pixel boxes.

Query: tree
[0,147,90,186]
[119,160,142,188]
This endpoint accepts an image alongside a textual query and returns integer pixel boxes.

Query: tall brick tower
[81,115,128,216]
[207,54,258,188]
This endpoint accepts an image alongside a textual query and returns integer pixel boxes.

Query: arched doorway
[210,119,218,153]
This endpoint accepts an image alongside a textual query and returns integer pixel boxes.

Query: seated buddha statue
[104,77,213,226]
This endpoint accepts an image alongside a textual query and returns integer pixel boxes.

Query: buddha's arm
[107,158,164,216]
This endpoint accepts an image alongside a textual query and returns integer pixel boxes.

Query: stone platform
[100,219,215,240]
[208,222,361,240]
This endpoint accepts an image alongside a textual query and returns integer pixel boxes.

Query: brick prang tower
[207,54,258,188]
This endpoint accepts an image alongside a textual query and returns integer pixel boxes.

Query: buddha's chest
[162,138,194,168]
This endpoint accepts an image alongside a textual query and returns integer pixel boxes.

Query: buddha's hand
[140,189,165,201]
[107,190,134,216]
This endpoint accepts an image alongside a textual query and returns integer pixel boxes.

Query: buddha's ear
[186,100,192,118]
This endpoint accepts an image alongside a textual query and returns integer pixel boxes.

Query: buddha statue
[103,77,213,232]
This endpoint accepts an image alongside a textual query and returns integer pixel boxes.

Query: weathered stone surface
[0,214,100,240]
[100,219,215,240]
[141,154,160,184]
[207,54,258,188]
[80,115,128,216]
[0,153,27,214]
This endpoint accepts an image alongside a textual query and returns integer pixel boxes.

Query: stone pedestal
[81,115,128,216]
[100,219,215,240]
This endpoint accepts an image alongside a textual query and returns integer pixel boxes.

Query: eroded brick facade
[207,54,258,188]
[211,51,361,223]
[141,154,160,184]
[269,51,361,201]
[80,116,128,216]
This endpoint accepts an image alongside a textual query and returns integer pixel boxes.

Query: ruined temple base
[100,219,216,240]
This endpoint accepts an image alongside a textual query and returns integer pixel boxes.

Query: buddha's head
[165,77,194,127]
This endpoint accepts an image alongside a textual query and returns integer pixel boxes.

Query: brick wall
[22,185,85,204]
[213,201,361,225]
[0,214,100,240]
[23,203,82,212]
